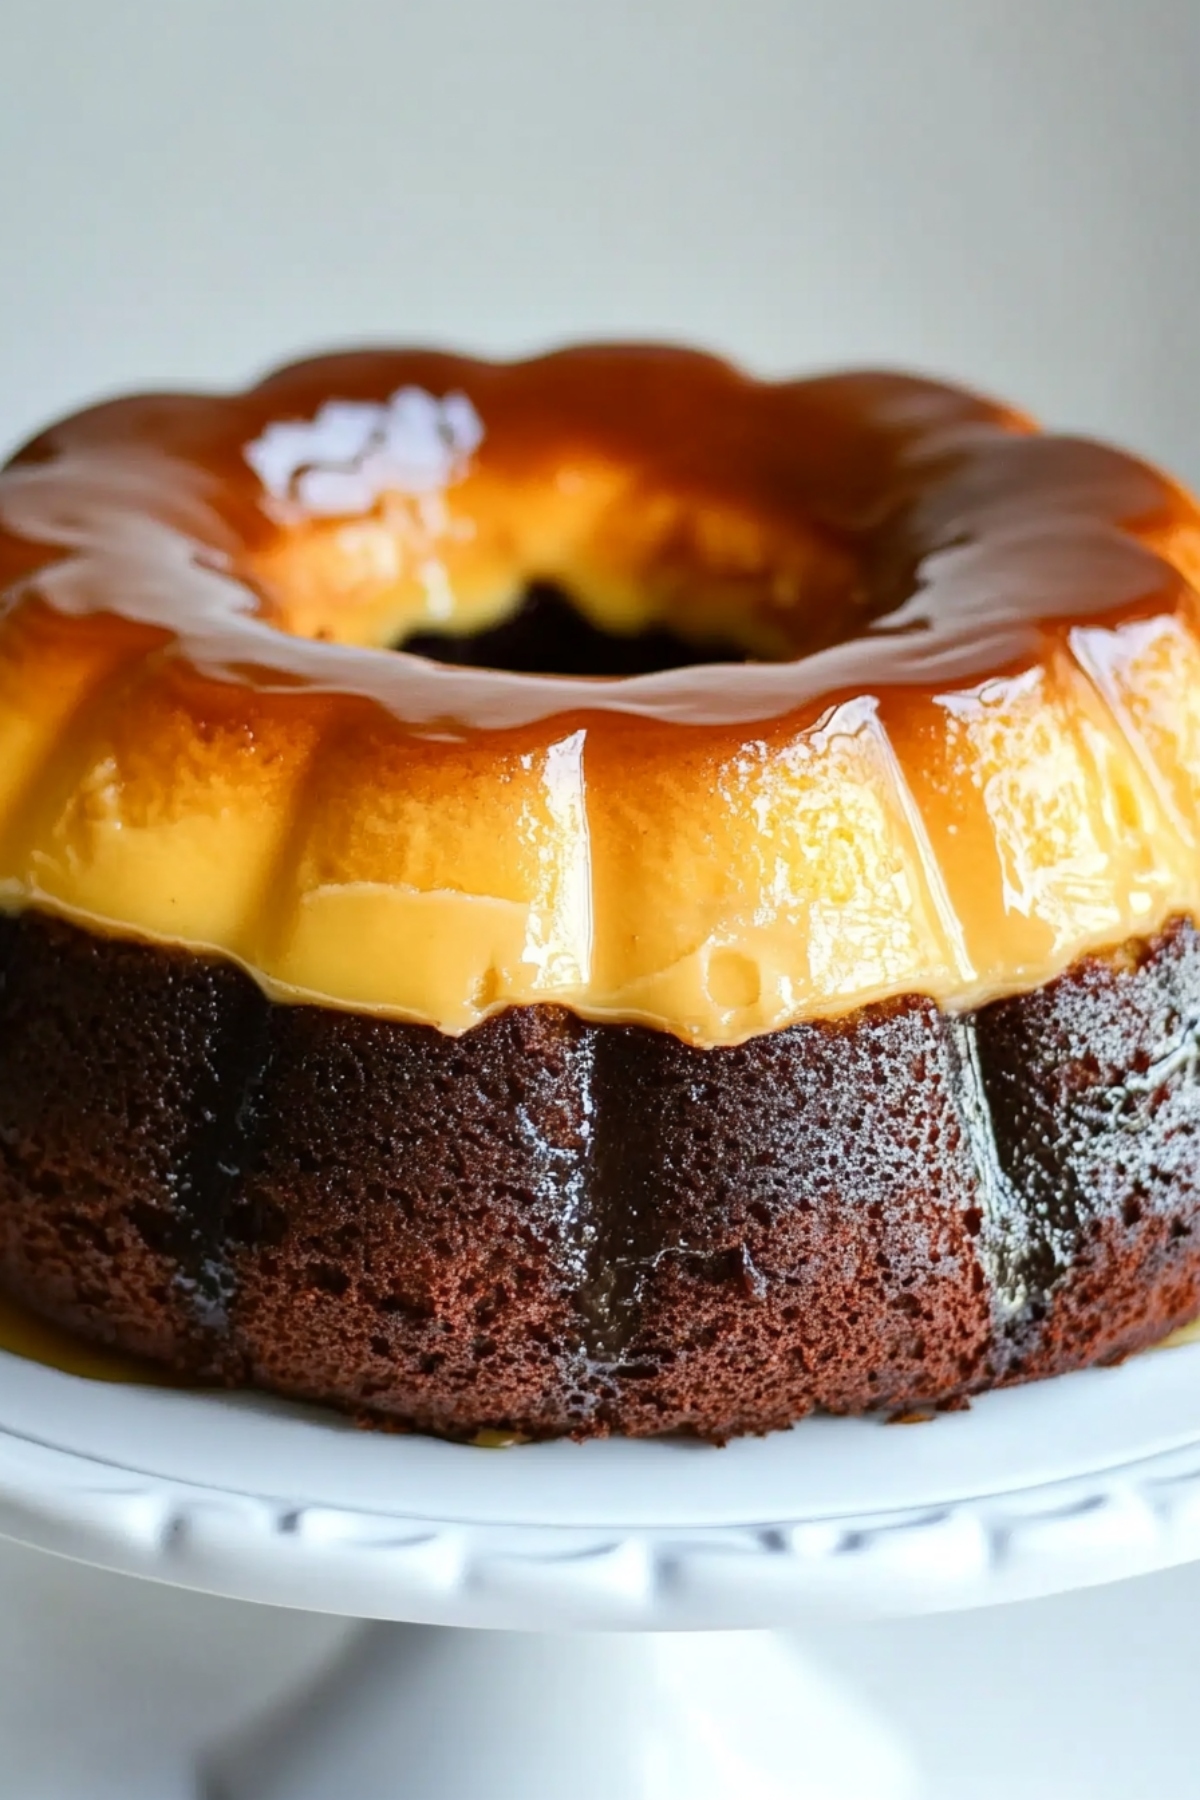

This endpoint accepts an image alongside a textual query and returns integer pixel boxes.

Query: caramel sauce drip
[0,1292,179,1384]
[0,344,1197,1045]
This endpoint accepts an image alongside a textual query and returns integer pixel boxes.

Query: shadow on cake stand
[2,1335,1200,1799]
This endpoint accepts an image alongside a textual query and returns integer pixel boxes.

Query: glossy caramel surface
[0,1291,178,1384]
[0,344,1198,1044]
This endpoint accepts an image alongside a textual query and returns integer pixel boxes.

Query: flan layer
[0,348,1199,1045]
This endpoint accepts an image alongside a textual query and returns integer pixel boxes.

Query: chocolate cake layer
[0,909,1197,1439]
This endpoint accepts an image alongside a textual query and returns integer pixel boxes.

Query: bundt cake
[0,343,1198,1440]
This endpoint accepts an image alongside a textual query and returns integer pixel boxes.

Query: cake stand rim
[2,1346,1200,1627]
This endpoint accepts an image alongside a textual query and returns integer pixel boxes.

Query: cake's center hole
[399,583,754,678]
[247,461,868,672]
[244,385,876,675]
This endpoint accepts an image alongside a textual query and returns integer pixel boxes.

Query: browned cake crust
[0,909,1198,1439]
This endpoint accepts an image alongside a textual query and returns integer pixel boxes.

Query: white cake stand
[3,1335,1200,1800]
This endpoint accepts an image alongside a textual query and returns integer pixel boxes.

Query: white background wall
[2,6,1199,1796]
[2,0,1199,478]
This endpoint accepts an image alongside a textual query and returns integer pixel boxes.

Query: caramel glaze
[0,344,1199,1045]
[0,1291,178,1384]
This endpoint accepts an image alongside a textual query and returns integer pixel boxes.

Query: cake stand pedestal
[216,1625,914,1800]
[2,1338,1200,1799]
